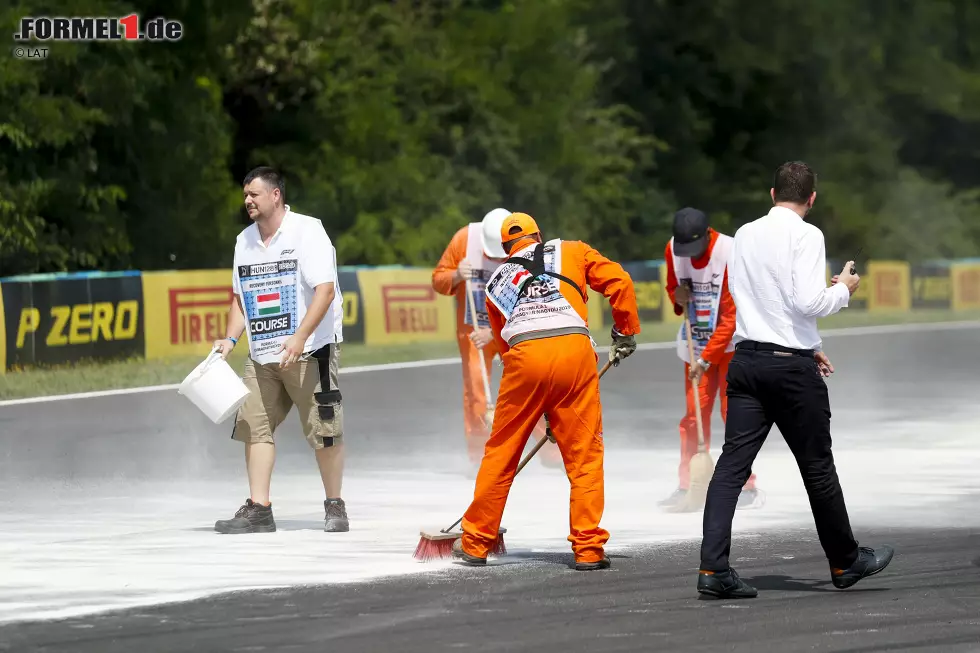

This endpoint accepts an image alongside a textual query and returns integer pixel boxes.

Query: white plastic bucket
[178,349,251,424]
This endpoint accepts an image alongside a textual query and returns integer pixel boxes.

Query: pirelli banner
[0,272,144,371]
[141,268,364,359]
[951,262,980,311]
[357,268,456,346]
[867,261,911,311]
[4,257,980,374]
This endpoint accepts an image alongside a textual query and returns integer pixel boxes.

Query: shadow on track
[741,574,890,594]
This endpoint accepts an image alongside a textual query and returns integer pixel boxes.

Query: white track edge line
[1,320,976,407]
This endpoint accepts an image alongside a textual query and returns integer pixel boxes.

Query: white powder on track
[2,415,979,625]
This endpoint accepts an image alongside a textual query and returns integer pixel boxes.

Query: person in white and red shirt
[662,208,761,511]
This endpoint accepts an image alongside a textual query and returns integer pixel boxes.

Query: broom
[466,278,496,430]
[667,305,715,513]
[414,359,614,562]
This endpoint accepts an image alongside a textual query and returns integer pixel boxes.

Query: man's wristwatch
[696,357,710,371]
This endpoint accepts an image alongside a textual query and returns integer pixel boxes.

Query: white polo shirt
[232,206,343,365]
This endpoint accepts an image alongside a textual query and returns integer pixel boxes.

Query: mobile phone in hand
[850,248,863,275]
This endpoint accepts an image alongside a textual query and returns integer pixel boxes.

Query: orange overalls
[460,239,641,563]
[665,228,755,492]
[432,225,560,467]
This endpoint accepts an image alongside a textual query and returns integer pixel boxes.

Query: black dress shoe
[831,545,894,589]
[575,557,612,571]
[697,568,758,598]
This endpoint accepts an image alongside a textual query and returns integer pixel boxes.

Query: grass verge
[1,309,977,401]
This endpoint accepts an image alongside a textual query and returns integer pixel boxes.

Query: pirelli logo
[382,285,438,333]
[169,286,234,345]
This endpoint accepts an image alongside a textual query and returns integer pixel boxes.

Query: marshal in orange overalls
[460,213,641,567]
[432,212,561,468]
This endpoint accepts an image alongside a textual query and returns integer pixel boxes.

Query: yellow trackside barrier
[358,268,456,346]
[0,282,6,374]
[867,261,911,312]
[951,262,980,311]
[141,270,235,360]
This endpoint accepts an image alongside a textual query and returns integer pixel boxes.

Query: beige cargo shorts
[232,341,344,449]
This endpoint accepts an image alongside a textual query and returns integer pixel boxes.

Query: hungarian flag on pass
[257,292,281,316]
[511,269,531,286]
[696,308,711,327]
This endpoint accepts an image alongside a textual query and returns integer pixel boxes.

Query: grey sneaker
[215,499,276,534]
[324,498,350,532]
[658,488,688,508]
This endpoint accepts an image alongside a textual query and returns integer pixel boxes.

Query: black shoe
[658,488,688,508]
[831,545,894,589]
[215,499,276,534]
[452,538,487,566]
[324,498,350,532]
[575,557,612,571]
[697,568,758,599]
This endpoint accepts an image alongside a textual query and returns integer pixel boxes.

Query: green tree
[0,0,248,275]
[3,0,979,275]
[580,0,980,261]
[222,0,661,265]
[1,1,129,275]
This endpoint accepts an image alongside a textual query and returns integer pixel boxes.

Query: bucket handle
[202,346,224,369]
[179,347,225,394]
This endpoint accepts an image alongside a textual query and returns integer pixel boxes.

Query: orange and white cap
[500,212,540,246]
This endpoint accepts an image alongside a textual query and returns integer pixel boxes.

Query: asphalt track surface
[4,527,980,653]
[2,323,980,652]
[4,323,979,483]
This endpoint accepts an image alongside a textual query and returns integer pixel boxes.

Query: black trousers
[700,343,859,572]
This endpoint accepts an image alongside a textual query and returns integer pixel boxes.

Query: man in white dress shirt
[696,161,894,599]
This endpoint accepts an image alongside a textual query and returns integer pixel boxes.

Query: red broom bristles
[413,529,507,562]
[491,532,506,556]
[413,536,457,562]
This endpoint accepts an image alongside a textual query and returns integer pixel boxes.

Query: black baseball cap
[672,207,709,256]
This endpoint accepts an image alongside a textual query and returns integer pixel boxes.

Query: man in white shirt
[696,161,894,599]
[211,166,350,535]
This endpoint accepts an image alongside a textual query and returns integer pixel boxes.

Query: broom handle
[441,359,614,534]
[465,277,494,404]
[438,279,493,536]
[685,302,707,453]
[443,514,465,534]
[598,359,613,380]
